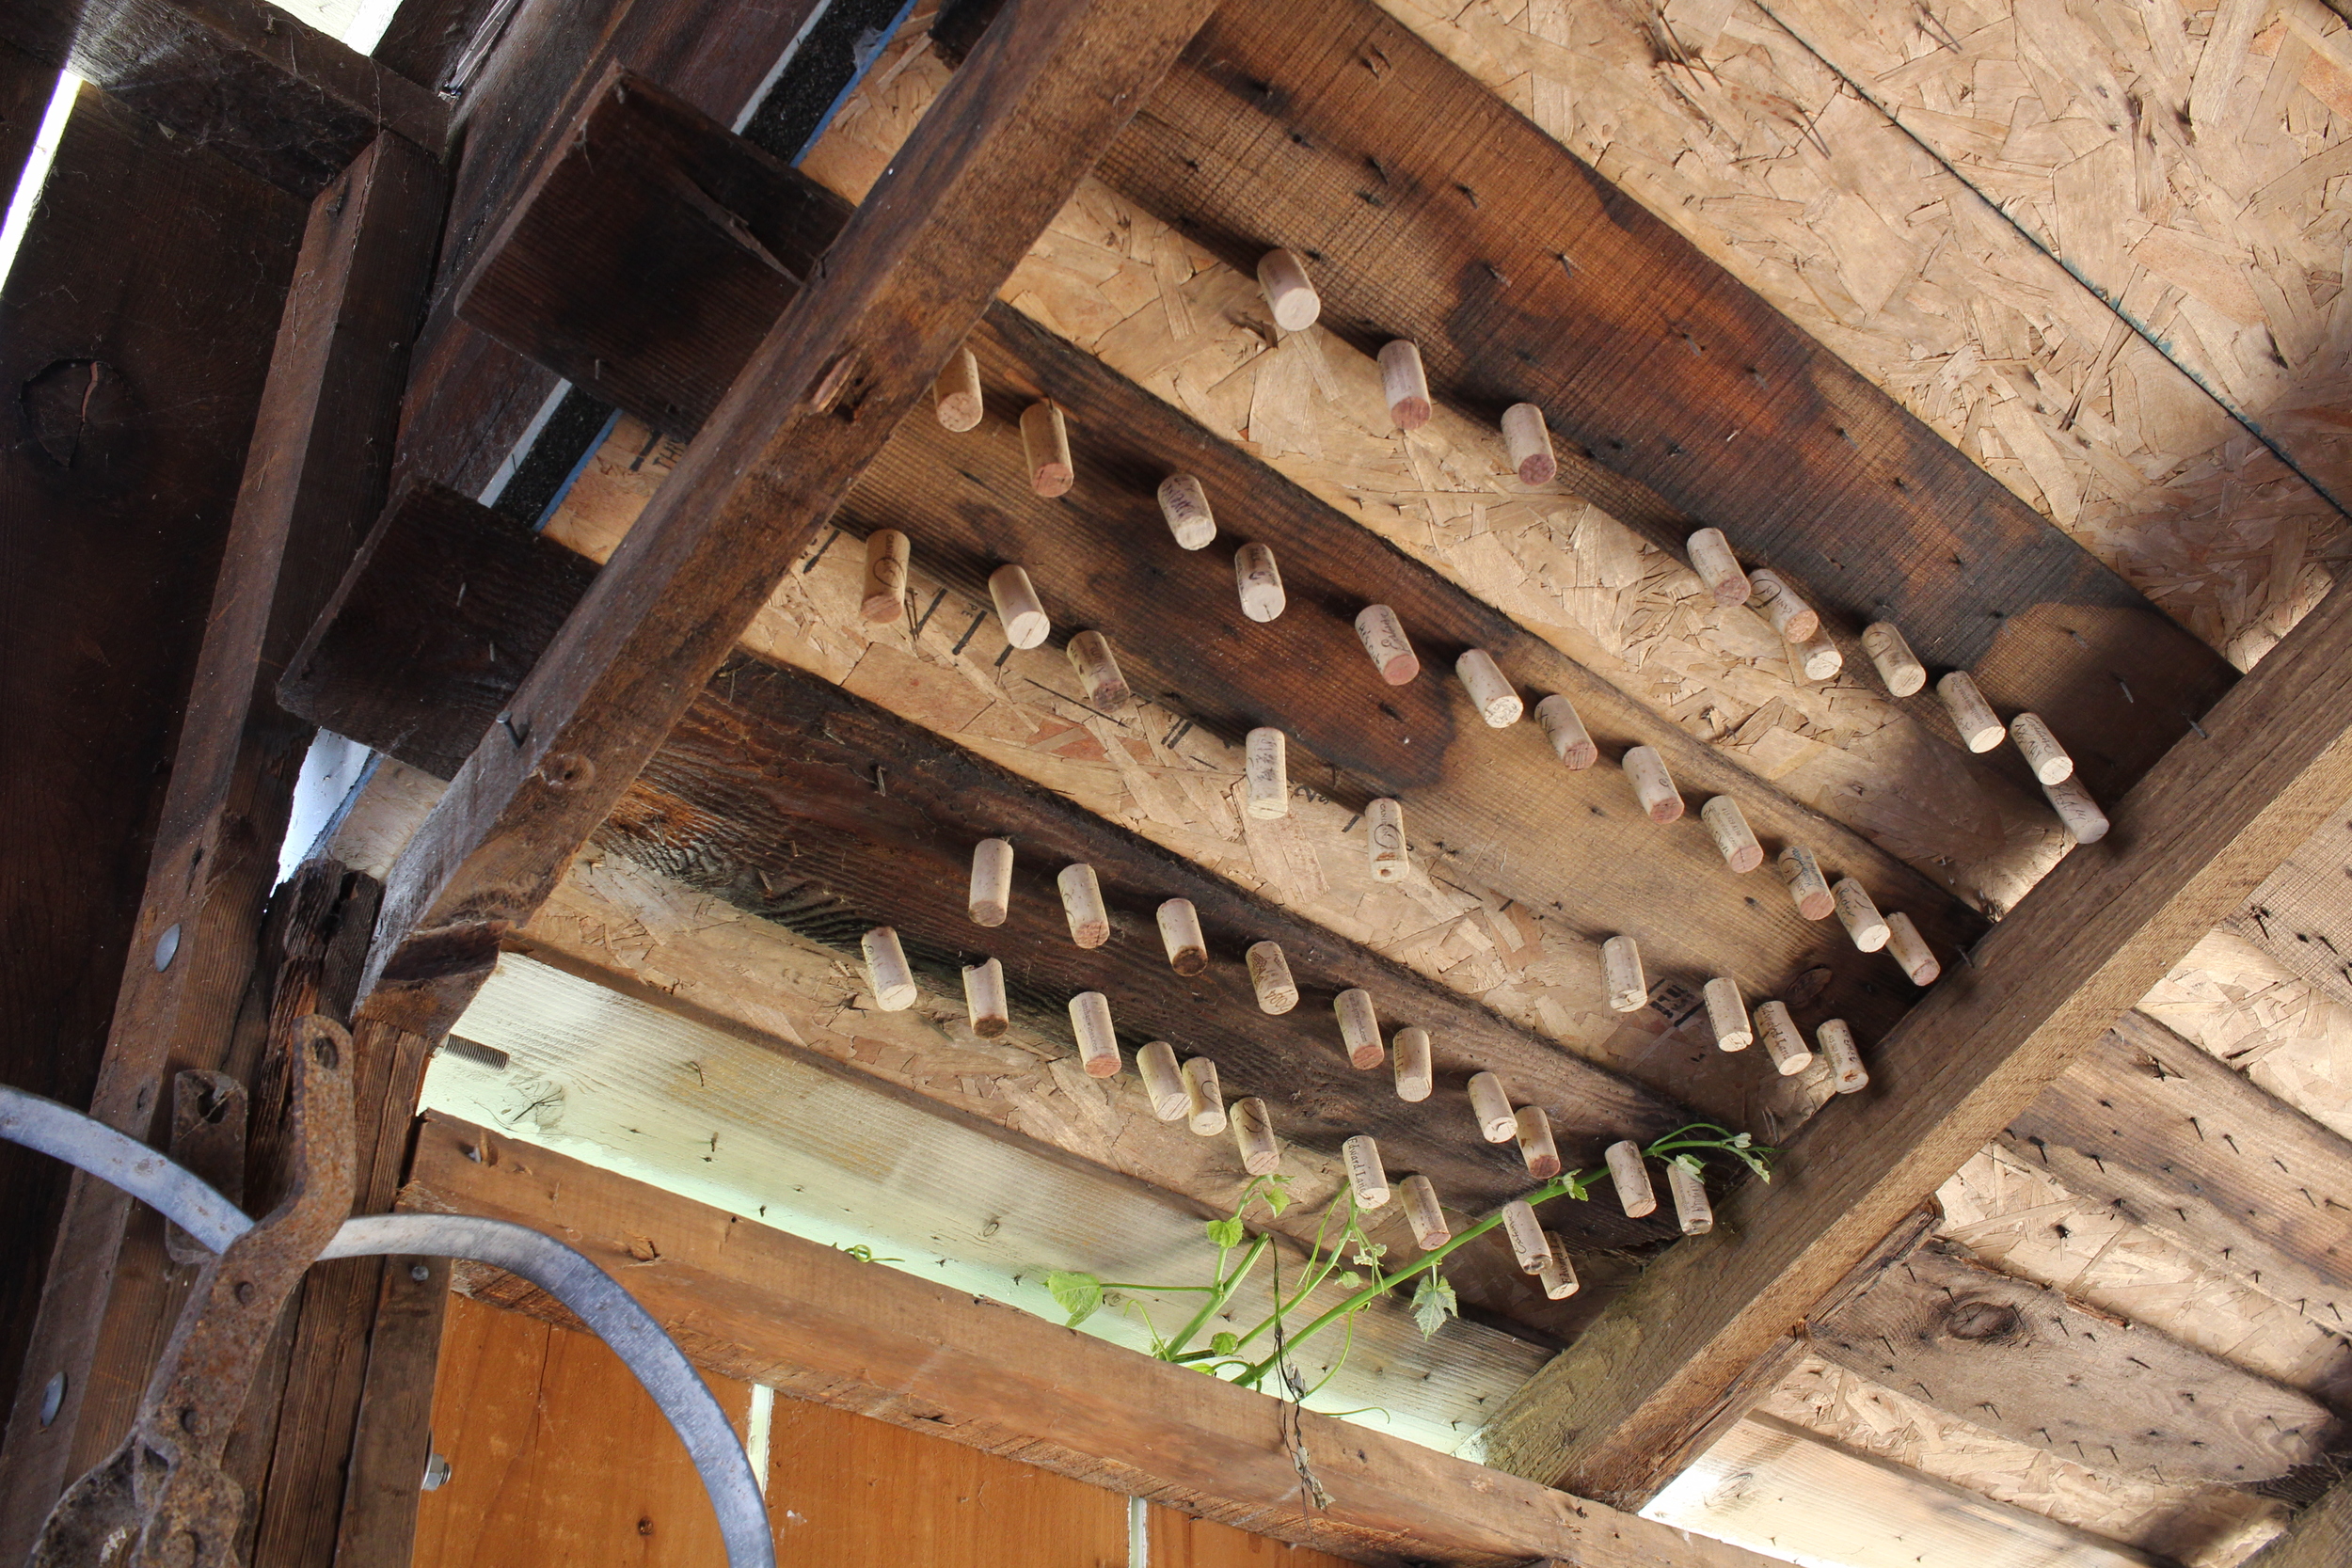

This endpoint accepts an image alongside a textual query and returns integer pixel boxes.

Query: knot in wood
[535,752,596,792]
[1941,1297,2027,1346]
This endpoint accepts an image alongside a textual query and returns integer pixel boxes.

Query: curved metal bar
[0,1084,775,1568]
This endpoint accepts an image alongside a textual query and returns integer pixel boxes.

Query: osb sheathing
[2143,927,2352,1143]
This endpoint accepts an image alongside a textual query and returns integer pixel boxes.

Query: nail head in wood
[1366,796,1408,881]
[1245,941,1297,1014]
[1378,340,1431,430]
[1067,630,1130,709]
[1157,472,1216,549]
[1070,990,1121,1078]
[969,837,1014,927]
[862,926,917,1011]
[1535,693,1597,769]
[1232,1095,1279,1173]
[1515,1104,1560,1180]
[988,564,1050,650]
[1245,726,1288,819]
[1057,862,1110,948]
[1686,528,1750,606]
[1335,988,1383,1069]
[1392,1025,1433,1101]
[2010,711,2074,784]
[1936,671,2004,752]
[861,530,910,623]
[1861,621,1926,697]
[1020,400,1073,498]
[1354,604,1420,684]
[1467,1070,1516,1142]
[1746,568,1820,643]
[1156,897,1208,975]
[1400,1173,1450,1249]
[1703,975,1752,1052]
[1455,648,1522,726]
[1621,745,1683,823]
[933,346,983,433]
[1137,1039,1188,1120]
[963,958,1009,1038]
[1818,1017,1867,1094]
[1775,846,1836,921]
[1343,1133,1391,1209]
[1755,1000,1814,1076]
[1183,1056,1225,1134]
[1256,247,1320,332]
[1831,877,1890,953]
[1701,796,1763,872]
[1501,403,1555,485]
[1605,1140,1658,1218]
[1601,934,1646,1013]
[1234,542,1286,623]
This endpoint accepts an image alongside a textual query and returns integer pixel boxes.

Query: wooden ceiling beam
[1483,574,2352,1508]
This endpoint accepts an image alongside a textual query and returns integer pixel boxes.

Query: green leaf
[1211,1331,1239,1355]
[1410,1272,1459,1339]
[1044,1270,1104,1327]
[1337,1270,1364,1291]
[1205,1216,1245,1249]
[1672,1152,1705,1178]
[1351,1242,1388,1267]
[1261,1177,1294,1216]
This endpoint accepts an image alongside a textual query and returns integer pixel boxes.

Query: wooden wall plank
[0,35,52,198]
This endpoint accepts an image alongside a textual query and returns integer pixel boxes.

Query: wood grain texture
[1484,576,2352,1509]
[0,35,51,200]
[403,1112,1781,1568]
[2247,1472,2352,1568]
[1092,0,2238,804]
[2230,799,2352,1016]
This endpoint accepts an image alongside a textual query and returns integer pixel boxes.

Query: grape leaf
[1044,1270,1104,1327]
[1410,1272,1458,1339]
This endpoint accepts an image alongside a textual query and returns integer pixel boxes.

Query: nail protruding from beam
[1794,629,1843,682]
[1455,648,1522,726]
[1070,991,1121,1078]
[989,564,1050,649]
[1686,528,1750,606]
[1755,1000,1815,1076]
[1818,1018,1867,1094]
[969,838,1013,927]
[1468,1070,1516,1142]
[962,958,1008,1037]
[1621,746,1683,823]
[1883,911,1942,987]
[1400,1173,1450,1249]
[1343,1134,1391,1209]
[1937,671,2004,752]
[2043,773,2110,845]
[1245,941,1297,1014]
[1746,569,1820,643]
[1067,630,1130,709]
[1535,693,1597,769]
[1366,797,1408,882]
[1256,247,1320,331]
[1666,1161,1713,1235]
[1538,1233,1581,1299]
[1156,898,1208,976]
[1502,402,1556,484]
[1776,846,1835,921]
[1392,1025,1433,1101]
[1378,340,1431,430]
[1183,1056,1226,1134]
[1701,796,1763,873]
[1862,621,1926,697]
[1502,1198,1549,1274]
[862,927,918,1011]
[1245,727,1288,819]
[2010,712,2074,785]
[1138,1040,1189,1120]
[1515,1104,1560,1180]
[933,346,983,432]
[1354,604,1420,684]
[1020,401,1073,497]
[1335,988,1383,1069]
[1601,935,1646,1013]
[861,529,910,623]
[1157,473,1216,550]
[1606,1140,1658,1218]
[1703,976,1752,1052]
[1234,542,1285,623]
[1232,1095,1279,1173]
[1057,863,1110,948]
[1831,877,1890,953]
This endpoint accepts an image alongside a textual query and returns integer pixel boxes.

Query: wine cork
[1020,401,1073,497]
[1703,975,1752,1052]
[1819,1017,1868,1094]
[1066,630,1130,709]
[1256,247,1320,331]
[2010,712,2074,784]
[1392,1026,1433,1101]
[1378,340,1431,430]
[1400,1173,1450,1249]
[1070,991,1120,1078]
[1467,1070,1516,1142]
[1621,746,1684,823]
[1245,727,1288,819]
[1686,528,1750,606]
[1831,877,1890,953]
[1794,629,1843,682]
[1137,1040,1188,1119]
[988,564,1050,649]
[1535,693,1597,769]
[861,529,910,623]
[1515,1104,1561,1180]
[1335,989,1383,1069]
[1746,568,1820,643]
[962,958,1008,1037]
[1245,941,1297,1014]
[1354,604,1420,684]
[1501,402,1555,484]
[1538,1233,1581,1299]
[1601,935,1646,1013]
[1667,1161,1713,1235]
[1232,1096,1279,1173]
[1157,473,1216,549]
[862,927,918,1011]
[1366,797,1409,882]
[2043,774,2109,845]
[1755,1000,1814,1076]
[1776,846,1835,920]
[933,346,983,432]
[1861,621,1925,696]
[968,838,1013,927]
[1501,1198,1549,1274]
[1234,542,1286,623]
[1183,1056,1226,1134]
[1936,671,2004,752]
[1606,1140,1657,1218]
[1343,1133,1391,1209]
[1455,648,1523,726]
[1700,796,1764,873]
[1156,897,1208,975]
[1057,863,1110,948]
[1884,911,1941,986]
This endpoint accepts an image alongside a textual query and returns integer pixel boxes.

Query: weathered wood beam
[404,1111,1782,1568]
[2246,1470,2352,1568]
[359,0,1218,1042]
[1483,574,2352,1508]
[2224,803,2352,1016]
[1091,0,2237,803]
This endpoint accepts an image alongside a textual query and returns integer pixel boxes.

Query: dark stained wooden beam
[0,35,52,197]
[1089,0,2237,805]
[1483,574,2352,1509]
